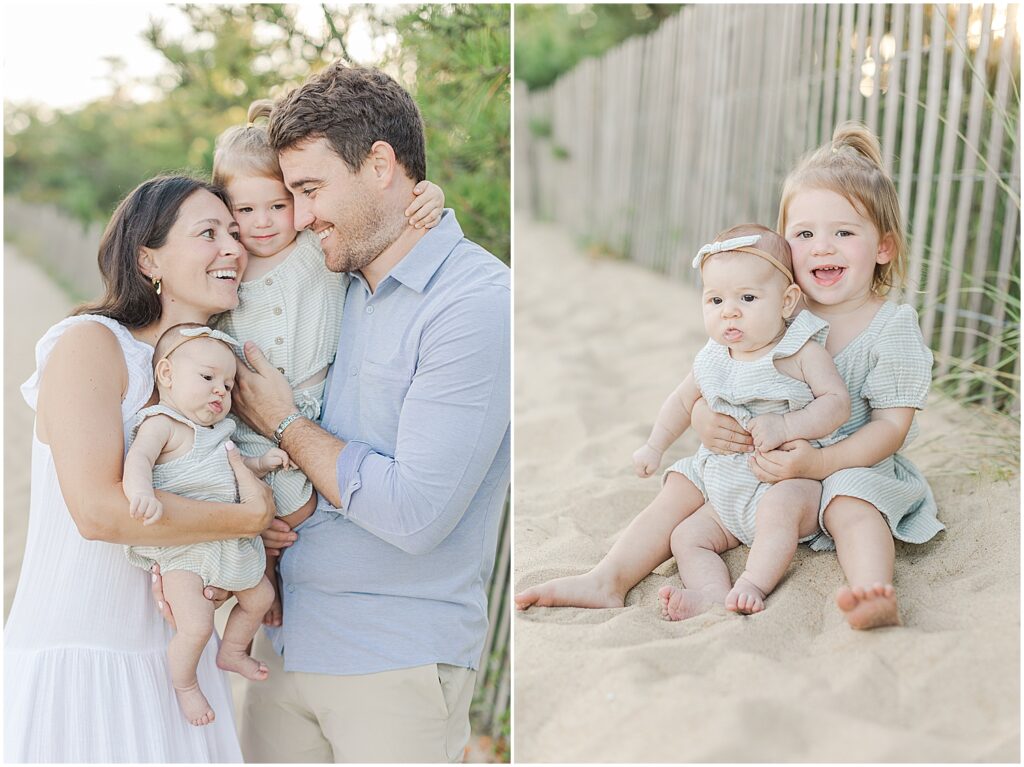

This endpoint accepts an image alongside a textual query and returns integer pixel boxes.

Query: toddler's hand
[632,443,664,478]
[130,493,163,526]
[748,414,789,453]
[259,448,292,473]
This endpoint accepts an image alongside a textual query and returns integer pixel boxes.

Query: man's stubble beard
[325,194,407,275]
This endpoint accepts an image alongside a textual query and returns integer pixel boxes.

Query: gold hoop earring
[152,276,162,296]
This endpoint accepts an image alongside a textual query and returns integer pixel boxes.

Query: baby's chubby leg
[515,472,705,610]
[217,575,275,681]
[726,479,822,614]
[659,503,739,621]
[162,570,217,726]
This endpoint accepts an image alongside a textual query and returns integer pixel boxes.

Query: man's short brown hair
[268,62,427,182]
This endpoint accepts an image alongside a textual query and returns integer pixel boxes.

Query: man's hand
[150,564,230,630]
[632,443,664,478]
[232,342,297,439]
[747,413,789,453]
[261,517,299,556]
[129,493,163,526]
[690,398,753,455]
[748,439,827,482]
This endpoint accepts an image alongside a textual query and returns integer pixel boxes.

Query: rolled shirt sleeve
[332,285,511,555]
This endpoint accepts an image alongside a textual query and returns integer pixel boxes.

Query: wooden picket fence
[517,3,1021,413]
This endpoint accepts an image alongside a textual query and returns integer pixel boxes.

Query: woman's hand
[261,517,298,556]
[150,565,230,630]
[226,441,276,534]
[691,398,753,454]
[748,439,826,482]
[405,180,444,229]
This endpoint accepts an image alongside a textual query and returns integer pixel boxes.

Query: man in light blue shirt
[231,63,510,763]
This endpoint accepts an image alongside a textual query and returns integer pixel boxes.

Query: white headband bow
[691,235,762,269]
[160,326,240,363]
[691,233,794,282]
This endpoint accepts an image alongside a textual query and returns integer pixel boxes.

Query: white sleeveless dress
[4,315,242,763]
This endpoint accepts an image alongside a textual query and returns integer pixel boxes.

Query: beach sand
[512,220,1020,762]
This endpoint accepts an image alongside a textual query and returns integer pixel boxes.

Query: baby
[123,324,281,726]
[632,224,850,620]
[211,100,444,623]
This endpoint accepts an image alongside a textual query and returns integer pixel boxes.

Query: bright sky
[1,3,385,111]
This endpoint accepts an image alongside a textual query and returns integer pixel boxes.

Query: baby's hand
[632,443,664,478]
[259,448,292,473]
[130,493,163,526]
[747,414,789,453]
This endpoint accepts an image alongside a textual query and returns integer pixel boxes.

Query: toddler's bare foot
[658,585,712,621]
[725,573,766,615]
[515,572,625,610]
[836,583,900,629]
[217,648,270,681]
[174,682,215,726]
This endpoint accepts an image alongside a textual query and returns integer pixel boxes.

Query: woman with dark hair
[4,175,275,762]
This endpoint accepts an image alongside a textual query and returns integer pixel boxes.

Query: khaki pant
[239,631,477,763]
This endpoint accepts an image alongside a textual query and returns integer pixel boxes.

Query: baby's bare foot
[725,573,766,615]
[174,682,215,726]
[217,648,269,681]
[836,583,900,629]
[658,585,712,621]
[515,573,625,610]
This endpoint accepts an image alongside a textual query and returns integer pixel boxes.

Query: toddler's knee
[251,576,276,611]
[822,497,879,536]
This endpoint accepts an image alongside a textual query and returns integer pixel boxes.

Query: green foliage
[4,4,510,262]
[514,3,681,90]
[390,4,511,263]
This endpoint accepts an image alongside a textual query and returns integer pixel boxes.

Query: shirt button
[275,337,284,345]
[286,585,295,594]
[366,305,374,315]
[273,307,282,316]
[264,277,273,286]
[350,367,357,377]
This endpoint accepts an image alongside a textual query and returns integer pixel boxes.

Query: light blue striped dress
[809,301,943,551]
[215,229,348,517]
[666,311,841,545]
[124,404,266,590]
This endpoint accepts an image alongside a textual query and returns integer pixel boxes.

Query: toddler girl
[631,224,850,620]
[211,100,445,622]
[729,121,944,628]
[123,324,281,726]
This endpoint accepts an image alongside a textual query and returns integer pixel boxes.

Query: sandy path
[512,219,1020,763]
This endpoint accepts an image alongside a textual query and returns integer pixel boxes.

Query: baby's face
[700,252,797,356]
[227,175,297,260]
[158,339,237,426]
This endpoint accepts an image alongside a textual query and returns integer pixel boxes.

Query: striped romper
[665,311,842,546]
[216,229,348,517]
[124,404,266,590]
[810,301,943,551]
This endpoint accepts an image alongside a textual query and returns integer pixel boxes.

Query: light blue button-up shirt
[270,210,510,675]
